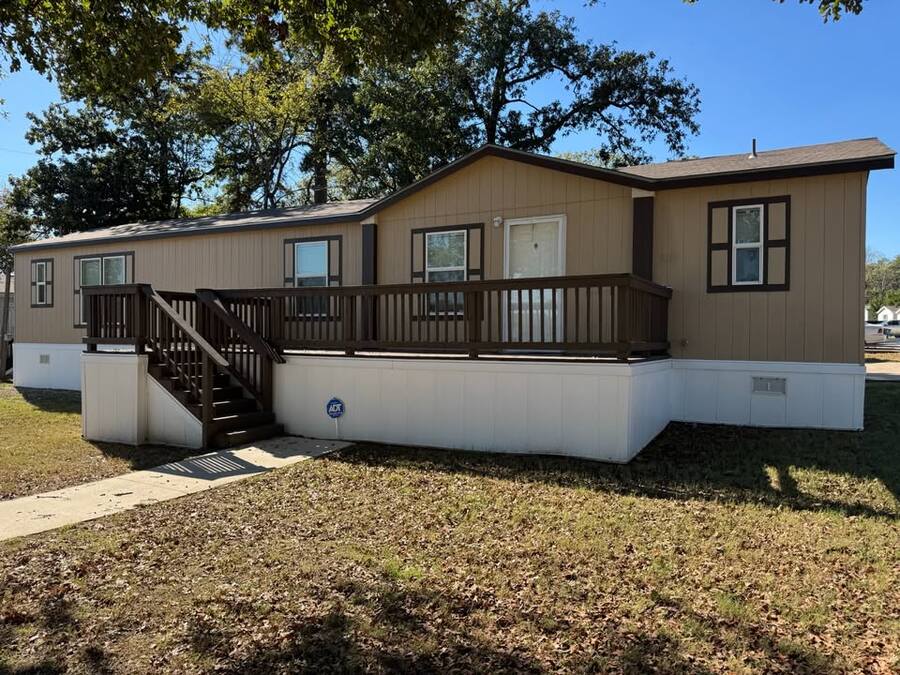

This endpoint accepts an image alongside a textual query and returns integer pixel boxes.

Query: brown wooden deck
[82,274,671,445]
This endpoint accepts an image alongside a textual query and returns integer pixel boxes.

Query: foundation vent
[39,354,51,365]
[752,376,786,395]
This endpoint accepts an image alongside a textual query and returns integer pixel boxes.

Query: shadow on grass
[328,382,900,520]
[176,579,718,674]
[12,387,81,415]
[12,386,200,471]
[864,355,900,365]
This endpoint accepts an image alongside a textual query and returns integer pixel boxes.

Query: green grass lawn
[0,383,898,673]
[0,384,199,500]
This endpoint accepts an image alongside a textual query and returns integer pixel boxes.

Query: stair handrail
[143,287,228,368]
[196,289,283,412]
[142,287,228,447]
[196,289,285,364]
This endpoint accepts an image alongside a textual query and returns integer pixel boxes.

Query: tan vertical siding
[15,222,360,344]
[655,172,868,364]
[376,155,634,284]
[14,155,868,366]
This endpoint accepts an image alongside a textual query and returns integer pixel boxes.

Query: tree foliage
[8,58,207,236]
[0,190,30,276]
[448,0,699,164]
[331,0,701,196]
[0,0,462,103]
[866,251,900,313]
[681,0,864,21]
[329,52,478,199]
[7,0,703,229]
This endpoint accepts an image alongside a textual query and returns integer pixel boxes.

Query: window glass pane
[296,242,328,280]
[427,291,464,314]
[735,248,761,283]
[426,270,465,283]
[81,259,101,286]
[103,256,125,285]
[35,263,45,283]
[735,207,761,244]
[426,231,466,269]
[37,284,46,304]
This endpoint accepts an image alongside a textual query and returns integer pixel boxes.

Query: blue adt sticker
[325,397,345,419]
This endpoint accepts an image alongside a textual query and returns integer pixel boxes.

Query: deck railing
[83,284,229,445]
[216,274,672,359]
[83,274,672,360]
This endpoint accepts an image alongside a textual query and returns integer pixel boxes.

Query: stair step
[210,411,276,435]
[187,398,258,420]
[160,372,230,388]
[209,385,244,402]
[211,398,258,416]
[210,423,284,449]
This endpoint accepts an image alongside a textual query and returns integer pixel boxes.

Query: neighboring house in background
[876,305,900,322]
[0,272,14,342]
[10,138,895,462]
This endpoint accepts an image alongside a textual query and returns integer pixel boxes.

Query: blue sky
[1,0,898,255]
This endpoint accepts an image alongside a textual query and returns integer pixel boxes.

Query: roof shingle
[619,138,893,180]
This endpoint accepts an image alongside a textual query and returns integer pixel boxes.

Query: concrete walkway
[0,437,349,542]
[866,360,900,382]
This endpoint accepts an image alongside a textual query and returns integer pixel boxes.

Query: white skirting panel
[146,377,203,448]
[14,342,137,391]
[669,360,866,430]
[81,353,148,445]
[274,356,673,463]
[81,352,203,448]
[14,342,85,390]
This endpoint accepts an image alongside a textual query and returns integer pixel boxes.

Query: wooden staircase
[83,284,286,450]
[147,356,283,449]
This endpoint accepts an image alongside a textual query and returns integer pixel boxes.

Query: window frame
[283,236,343,319]
[30,258,54,308]
[424,228,468,283]
[706,196,790,293]
[424,229,467,317]
[731,204,764,286]
[294,240,330,289]
[73,251,134,327]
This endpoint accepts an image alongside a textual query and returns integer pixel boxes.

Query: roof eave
[645,155,895,190]
[10,211,367,253]
[11,145,894,254]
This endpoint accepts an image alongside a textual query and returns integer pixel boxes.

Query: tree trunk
[309,113,329,205]
[0,272,11,381]
[311,152,328,205]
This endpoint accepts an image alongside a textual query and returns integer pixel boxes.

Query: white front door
[504,215,565,342]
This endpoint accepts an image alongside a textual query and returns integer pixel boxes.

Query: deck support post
[361,223,377,343]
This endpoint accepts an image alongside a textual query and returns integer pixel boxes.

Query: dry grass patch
[866,350,900,364]
[0,384,198,499]
[0,383,898,673]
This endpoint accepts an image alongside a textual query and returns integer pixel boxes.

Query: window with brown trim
[283,235,342,317]
[31,258,54,307]
[707,196,790,293]
[410,223,484,317]
[73,251,134,326]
